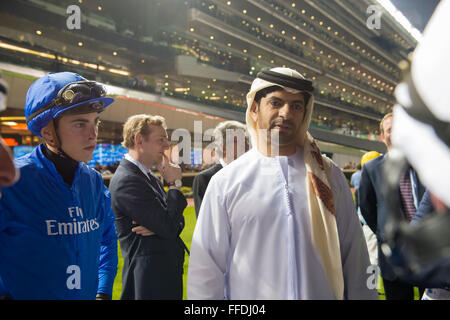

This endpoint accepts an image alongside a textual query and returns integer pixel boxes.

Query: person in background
[359,113,426,300]
[100,165,112,175]
[94,162,101,173]
[193,120,248,218]
[388,0,450,300]
[355,151,381,268]
[350,163,362,196]
[109,114,187,300]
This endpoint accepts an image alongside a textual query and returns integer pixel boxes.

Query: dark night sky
[391,0,441,31]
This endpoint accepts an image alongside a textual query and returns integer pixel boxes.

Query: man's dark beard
[269,119,297,145]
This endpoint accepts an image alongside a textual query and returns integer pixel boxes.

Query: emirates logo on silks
[45,206,99,236]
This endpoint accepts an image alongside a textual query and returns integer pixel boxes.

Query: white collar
[125,153,153,179]
[219,158,227,167]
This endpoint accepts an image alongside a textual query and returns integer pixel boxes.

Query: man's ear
[380,132,387,146]
[250,101,259,123]
[41,123,55,143]
[40,121,60,149]
[134,133,143,147]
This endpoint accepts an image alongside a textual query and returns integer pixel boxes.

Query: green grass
[112,206,197,300]
[180,207,197,299]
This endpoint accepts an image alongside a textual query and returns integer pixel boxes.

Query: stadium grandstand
[0,0,436,171]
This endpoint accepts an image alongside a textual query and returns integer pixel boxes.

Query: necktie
[399,169,416,221]
[147,172,165,198]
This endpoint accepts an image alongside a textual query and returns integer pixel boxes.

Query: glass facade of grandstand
[0,0,417,167]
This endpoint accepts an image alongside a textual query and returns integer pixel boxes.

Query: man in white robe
[187,67,379,300]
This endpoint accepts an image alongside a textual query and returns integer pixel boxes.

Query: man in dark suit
[109,114,187,300]
[193,120,248,217]
[359,113,426,300]
[193,163,223,217]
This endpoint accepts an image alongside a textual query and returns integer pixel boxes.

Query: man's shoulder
[209,150,255,186]
[196,164,222,179]
[116,159,140,174]
[320,155,345,179]
[363,154,384,172]
[219,150,254,171]
[351,170,361,181]
[109,160,142,186]
[80,162,101,175]
[14,147,40,170]
[78,164,103,187]
[325,158,350,189]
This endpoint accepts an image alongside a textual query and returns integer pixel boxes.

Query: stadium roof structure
[0,0,439,155]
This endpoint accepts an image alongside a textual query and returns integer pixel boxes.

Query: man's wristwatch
[168,179,182,188]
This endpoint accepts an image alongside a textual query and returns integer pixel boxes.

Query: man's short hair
[380,112,393,134]
[213,120,247,147]
[122,114,167,149]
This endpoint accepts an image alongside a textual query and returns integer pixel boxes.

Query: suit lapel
[210,163,223,177]
[215,163,223,172]
[120,159,167,203]
[148,173,167,200]
[411,169,425,200]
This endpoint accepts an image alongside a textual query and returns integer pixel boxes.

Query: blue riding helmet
[25,72,114,136]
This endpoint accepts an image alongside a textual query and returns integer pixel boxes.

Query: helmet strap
[44,119,60,150]
[44,119,73,160]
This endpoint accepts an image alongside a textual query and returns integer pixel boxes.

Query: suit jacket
[412,190,434,224]
[359,155,426,281]
[192,163,223,217]
[109,158,187,299]
[398,190,450,288]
